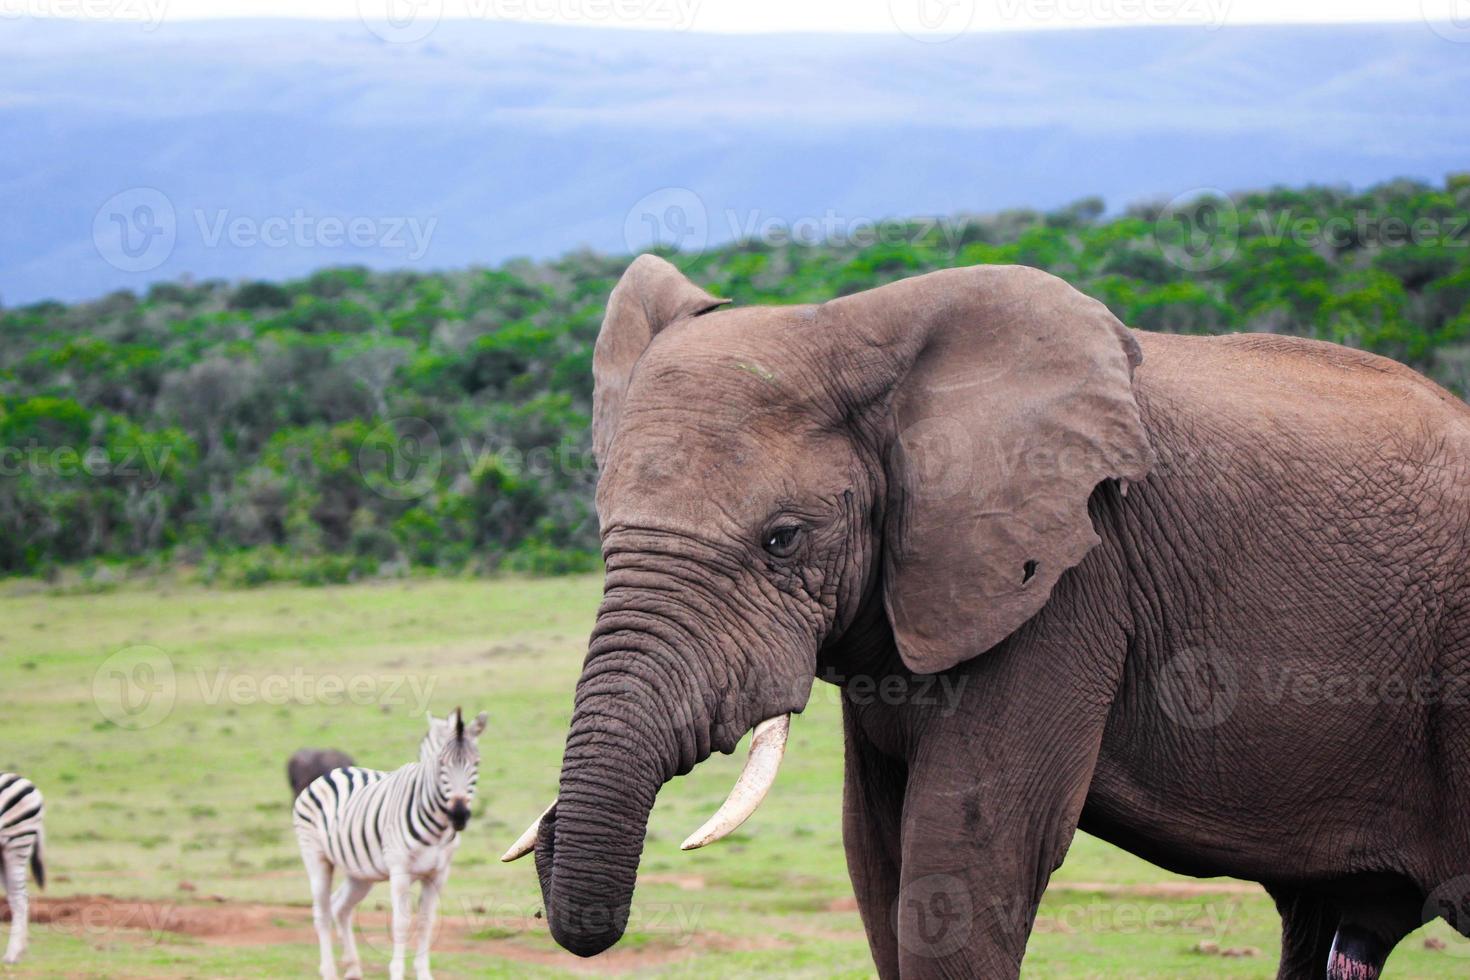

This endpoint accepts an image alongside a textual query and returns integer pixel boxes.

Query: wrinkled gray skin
[287,749,354,799]
[530,255,1470,978]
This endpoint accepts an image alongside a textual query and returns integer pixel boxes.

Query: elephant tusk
[680,714,791,851]
[501,801,555,862]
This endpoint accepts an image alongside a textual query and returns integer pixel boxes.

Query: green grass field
[0,576,1463,978]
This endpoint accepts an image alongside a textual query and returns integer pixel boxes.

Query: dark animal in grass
[288,749,355,799]
[504,255,1470,979]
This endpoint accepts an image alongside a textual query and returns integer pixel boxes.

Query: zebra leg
[388,870,413,980]
[301,846,338,980]
[3,838,32,964]
[413,866,449,980]
[331,877,374,980]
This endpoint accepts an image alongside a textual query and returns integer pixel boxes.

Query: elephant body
[521,257,1470,979]
[842,330,1470,976]
[287,749,356,800]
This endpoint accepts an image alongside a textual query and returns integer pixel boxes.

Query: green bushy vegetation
[3,177,1467,583]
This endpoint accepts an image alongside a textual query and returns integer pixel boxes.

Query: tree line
[2,176,1466,584]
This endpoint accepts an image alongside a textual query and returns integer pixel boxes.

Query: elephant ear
[825,265,1153,675]
[592,255,730,465]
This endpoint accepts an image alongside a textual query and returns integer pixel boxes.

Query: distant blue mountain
[1,19,1466,303]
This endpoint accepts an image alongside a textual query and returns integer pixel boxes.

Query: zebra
[293,709,486,980]
[0,773,46,965]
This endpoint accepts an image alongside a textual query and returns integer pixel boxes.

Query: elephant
[287,748,355,799]
[504,254,1470,978]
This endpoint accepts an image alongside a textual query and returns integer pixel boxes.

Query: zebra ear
[466,711,488,739]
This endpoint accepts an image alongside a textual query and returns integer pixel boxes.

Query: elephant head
[504,255,1153,956]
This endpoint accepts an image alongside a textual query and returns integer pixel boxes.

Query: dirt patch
[11,896,785,974]
[17,896,313,945]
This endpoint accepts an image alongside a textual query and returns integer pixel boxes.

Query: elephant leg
[889,657,1112,978]
[1265,884,1338,980]
[841,702,906,980]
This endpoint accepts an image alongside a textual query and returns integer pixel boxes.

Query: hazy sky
[14,0,1450,33]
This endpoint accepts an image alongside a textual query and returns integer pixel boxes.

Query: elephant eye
[762,524,803,558]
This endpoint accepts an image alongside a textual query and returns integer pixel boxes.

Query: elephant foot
[1326,924,1389,980]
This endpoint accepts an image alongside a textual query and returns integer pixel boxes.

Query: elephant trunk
[535,607,713,957]
[536,718,658,956]
[524,552,811,956]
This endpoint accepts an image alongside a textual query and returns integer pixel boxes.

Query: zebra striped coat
[1,772,46,965]
[293,722,481,881]
[293,710,486,980]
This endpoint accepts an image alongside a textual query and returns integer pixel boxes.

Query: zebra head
[422,708,488,831]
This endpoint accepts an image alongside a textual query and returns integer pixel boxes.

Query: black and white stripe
[1,773,46,965]
[293,710,486,980]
